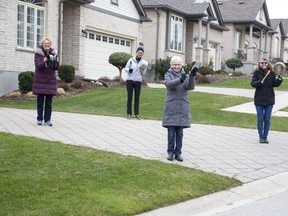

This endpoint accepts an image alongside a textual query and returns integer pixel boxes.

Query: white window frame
[17,0,45,50]
[169,14,183,52]
[235,31,241,52]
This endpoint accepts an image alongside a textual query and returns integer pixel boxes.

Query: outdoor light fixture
[81,29,87,38]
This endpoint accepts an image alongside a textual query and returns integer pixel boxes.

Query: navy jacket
[250,68,282,105]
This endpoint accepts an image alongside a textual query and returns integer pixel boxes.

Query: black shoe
[264,138,269,144]
[175,154,183,162]
[259,138,265,143]
[167,153,174,161]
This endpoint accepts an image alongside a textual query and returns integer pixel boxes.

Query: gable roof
[140,0,227,31]
[217,0,272,31]
[134,0,150,21]
[281,19,288,38]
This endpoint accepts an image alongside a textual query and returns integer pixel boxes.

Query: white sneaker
[44,121,53,126]
[37,120,42,125]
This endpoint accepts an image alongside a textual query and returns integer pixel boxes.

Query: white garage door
[84,32,132,80]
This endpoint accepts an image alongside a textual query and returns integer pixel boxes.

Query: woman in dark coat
[32,36,59,126]
[162,56,196,162]
[250,57,283,143]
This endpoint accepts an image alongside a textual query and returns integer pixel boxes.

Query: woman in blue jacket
[250,58,283,143]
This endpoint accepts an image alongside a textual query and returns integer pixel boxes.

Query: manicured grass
[201,76,288,90]
[0,132,240,216]
[1,87,287,131]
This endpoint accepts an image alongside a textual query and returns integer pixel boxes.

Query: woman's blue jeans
[255,104,273,139]
[167,126,183,155]
[37,94,53,122]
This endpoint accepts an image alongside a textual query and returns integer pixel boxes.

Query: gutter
[155,7,160,81]
[58,0,65,62]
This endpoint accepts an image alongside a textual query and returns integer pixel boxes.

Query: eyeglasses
[260,62,268,65]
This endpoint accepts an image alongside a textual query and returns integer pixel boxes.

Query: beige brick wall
[0,0,60,96]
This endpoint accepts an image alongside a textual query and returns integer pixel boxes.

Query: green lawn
[201,76,288,90]
[0,132,240,216]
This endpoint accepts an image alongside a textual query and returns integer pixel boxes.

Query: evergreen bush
[226,58,243,72]
[154,57,171,80]
[18,71,34,93]
[58,65,75,83]
[198,66,214,76]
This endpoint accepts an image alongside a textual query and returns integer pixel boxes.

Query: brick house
[217,0,281,72]
[0,0,148,96]
[140,0,228,76]
[271,19,288,63]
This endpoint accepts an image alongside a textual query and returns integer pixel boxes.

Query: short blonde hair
[41,36,52,45]
[170,56,183,65]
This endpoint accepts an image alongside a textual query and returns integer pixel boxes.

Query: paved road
[211,189,288,216]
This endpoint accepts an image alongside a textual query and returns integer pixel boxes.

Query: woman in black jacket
[250,58,283,144]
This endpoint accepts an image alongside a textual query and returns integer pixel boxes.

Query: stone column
[195,19,203,62]
[246,24,254,62]
[203,21,211,65]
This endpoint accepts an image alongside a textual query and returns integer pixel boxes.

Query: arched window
[169,14,183,52]
[17,0,45,49]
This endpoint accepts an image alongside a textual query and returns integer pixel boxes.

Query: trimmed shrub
[58,65,75,83]
[215,69,228,75]
[109,52,132,80]
[226,58,243,72]
[198,66,214,76]
[18,71,34,93]
[154,57,171,81]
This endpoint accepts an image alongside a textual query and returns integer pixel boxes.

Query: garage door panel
[85,32,131,80]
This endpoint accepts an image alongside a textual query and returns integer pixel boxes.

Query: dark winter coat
[250,68,283,105]
[32,47,59,96]
[162,68,195,128]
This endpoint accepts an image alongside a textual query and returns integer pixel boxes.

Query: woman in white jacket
[124,47,147,120]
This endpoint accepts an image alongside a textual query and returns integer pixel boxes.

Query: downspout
[154,7,160,81]
[58,0,65,63]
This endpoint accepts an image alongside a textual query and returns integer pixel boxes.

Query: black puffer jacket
[250,68,283,105]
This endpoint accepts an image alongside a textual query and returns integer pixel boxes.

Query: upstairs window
[170,14,183,52]
[17,0,45,49]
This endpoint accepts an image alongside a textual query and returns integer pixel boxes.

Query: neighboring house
[269,19,286,62]
[0,0,148,96]
[279,19,288,63]
[140,0,228,75]
[218,0,274,72]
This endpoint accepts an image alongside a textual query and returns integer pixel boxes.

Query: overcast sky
[266,0,288,19]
